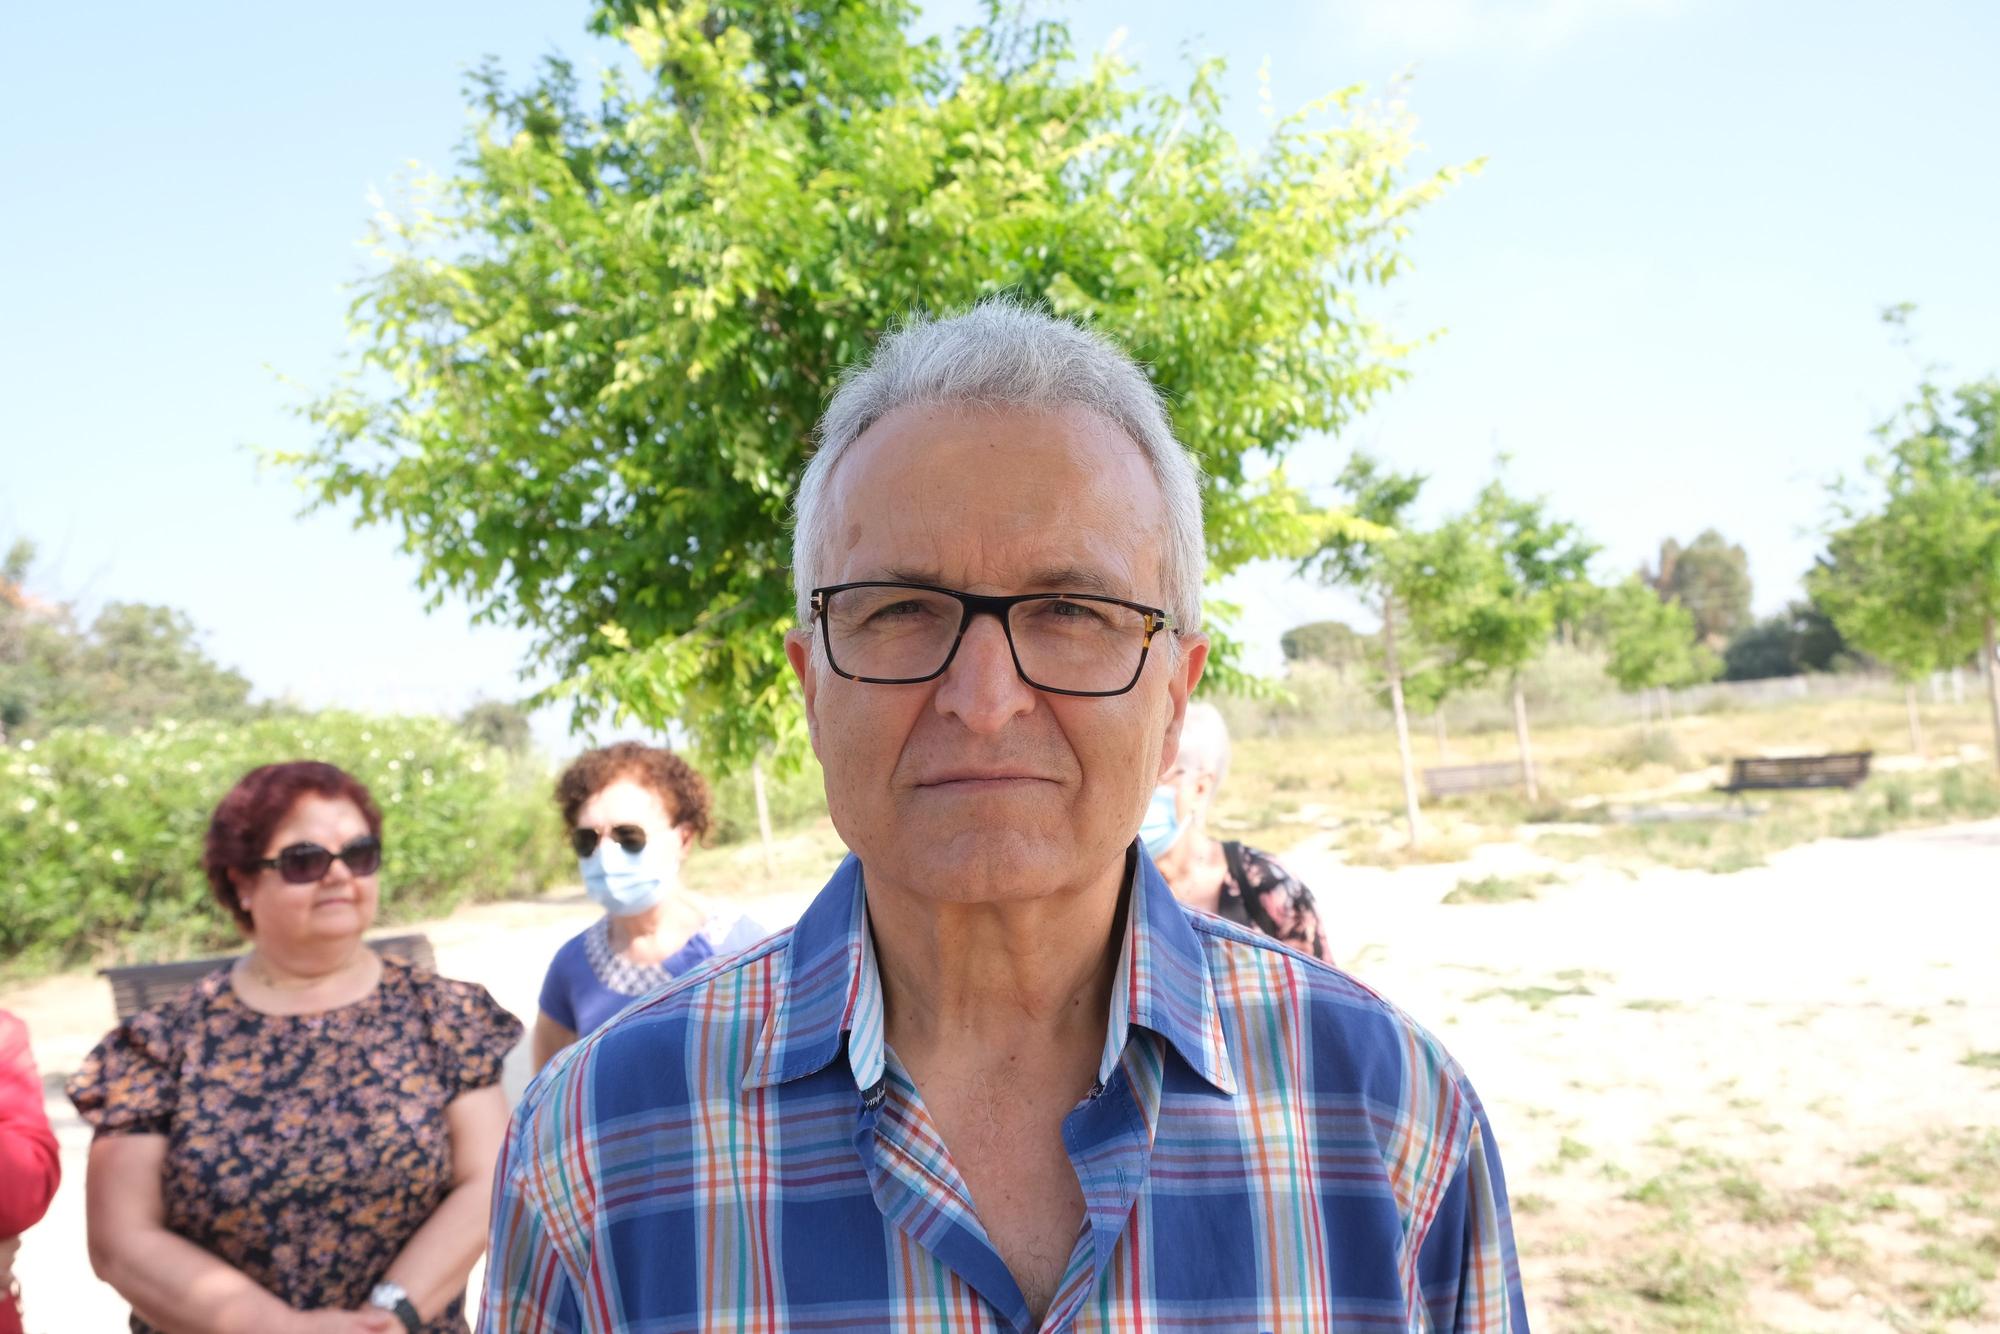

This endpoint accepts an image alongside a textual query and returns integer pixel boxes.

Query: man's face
[786,402,1208,904]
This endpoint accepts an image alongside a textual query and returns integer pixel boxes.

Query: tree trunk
[1952,666,1966,705]
[1905,680,1925,759]
[751,754,776,878]
[1659,685,1674,725]
[1432,709,1449,760]
[1511,676,1540,804]
[1986,614,2000,779]
[1380,597,1423,848]
[1638,687,1653,735]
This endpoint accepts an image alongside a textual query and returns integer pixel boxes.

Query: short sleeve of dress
[1226,842,1334,965]
[414,970,525,1100]
[537,933,586,1032]
[66,1001,184,1138]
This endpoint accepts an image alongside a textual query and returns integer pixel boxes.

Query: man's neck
[868,854,1129,1058]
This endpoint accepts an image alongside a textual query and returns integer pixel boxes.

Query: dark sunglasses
[570,824,648,858]
[254,836,383,885]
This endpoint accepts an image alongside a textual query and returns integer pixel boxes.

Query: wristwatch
[368,1281,422,1333]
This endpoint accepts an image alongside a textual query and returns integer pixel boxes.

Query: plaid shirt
[480,853,1528,1333]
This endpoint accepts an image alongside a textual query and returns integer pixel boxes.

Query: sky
[4,0,1997,752]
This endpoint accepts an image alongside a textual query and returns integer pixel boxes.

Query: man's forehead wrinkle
[870,564,1124,596]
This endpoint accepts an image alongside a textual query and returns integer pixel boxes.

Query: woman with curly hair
[530,742,768,1073]
[67,760,521,1333]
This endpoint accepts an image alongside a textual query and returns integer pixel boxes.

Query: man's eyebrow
[873,566,1121,595]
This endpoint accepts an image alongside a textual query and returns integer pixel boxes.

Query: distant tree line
[0,538,536,753]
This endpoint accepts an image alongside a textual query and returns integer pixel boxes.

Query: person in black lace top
[1147,703,1332,963]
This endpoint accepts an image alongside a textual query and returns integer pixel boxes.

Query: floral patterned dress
[1217,841,1333,964]
[67,957,522,1333]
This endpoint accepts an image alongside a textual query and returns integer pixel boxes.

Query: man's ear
[1157,634,1210,780]
[784,628,822,751]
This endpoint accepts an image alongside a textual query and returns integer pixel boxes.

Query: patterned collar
[582,916,683,997]
[743,849,1237,1097]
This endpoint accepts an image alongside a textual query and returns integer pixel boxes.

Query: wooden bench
[1422,762,1523,801]
[100,932,436,1021]
[1717,751,1872,794]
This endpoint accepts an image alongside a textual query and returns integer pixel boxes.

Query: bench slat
[1422,762,1524,799]
[1720,751,1872,793]
[99,933,437,1021]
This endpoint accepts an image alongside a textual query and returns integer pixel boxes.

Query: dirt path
[6,825,1996,1331]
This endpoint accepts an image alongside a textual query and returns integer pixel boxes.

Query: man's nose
[932,612,1037,733]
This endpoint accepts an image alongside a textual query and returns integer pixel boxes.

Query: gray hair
[1177,701,1232,788]
[791,301,1205,632]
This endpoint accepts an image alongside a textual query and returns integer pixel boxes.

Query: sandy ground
[5,822,1996,1332]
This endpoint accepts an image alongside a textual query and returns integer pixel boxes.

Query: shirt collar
[744,849,1236,1097]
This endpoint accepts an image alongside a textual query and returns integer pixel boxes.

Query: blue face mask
[579,838,676,916]
[1139,783,1183,858]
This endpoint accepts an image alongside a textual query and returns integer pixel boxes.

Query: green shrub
[0,712,570,974]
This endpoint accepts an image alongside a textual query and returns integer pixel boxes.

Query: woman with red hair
[67,761,521,1333]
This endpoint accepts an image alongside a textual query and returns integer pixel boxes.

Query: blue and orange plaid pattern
[480,853,1529,1332]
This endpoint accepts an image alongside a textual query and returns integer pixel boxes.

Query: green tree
[66,604,257,733]
[1599,576,1716,727]
[284,0,1465,771]
[1645,529,1753,647]
[1278,620,1372,671]
[1720,599,1854,682]
[1301,454,1471,847]
[459,698,536,755]
[1409,480,1597,803]
[1,544,255,739]
[1812,378,2000,763]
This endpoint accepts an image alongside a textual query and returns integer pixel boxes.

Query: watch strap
[389,1297,421,1334]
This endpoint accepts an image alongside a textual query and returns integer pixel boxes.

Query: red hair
[203,761,382,934]
[553,742,713,841]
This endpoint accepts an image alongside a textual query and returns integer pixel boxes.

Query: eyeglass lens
[570,824,649,859]
[823,586,1152,693]
[275,836,382,884]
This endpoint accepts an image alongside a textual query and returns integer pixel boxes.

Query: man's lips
[915,772,1056,789]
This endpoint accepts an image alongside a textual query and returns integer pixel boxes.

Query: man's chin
[862,829,1114,903]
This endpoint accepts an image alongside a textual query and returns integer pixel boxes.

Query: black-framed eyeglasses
[570,824,649,859]
[809,581,1175,698]
[254,836,383,885]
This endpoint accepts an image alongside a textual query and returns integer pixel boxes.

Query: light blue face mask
[579,838,676,916]
[1139,783,1183,858]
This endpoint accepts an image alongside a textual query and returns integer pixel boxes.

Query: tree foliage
[1,541,257,740]
[1416,479,1597,688]
[1811,378,2000,682]
[1644,529,1753,646]
[1599,576,1716,692]
[1278,619,1372,670]
[286,0,1465,770]
[458,698,536,755]
[1720,599,1853,681]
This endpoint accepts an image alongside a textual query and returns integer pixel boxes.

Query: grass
[1561,1127,2000,1332]
[1472,983,1595,1010]
[1442,872,1559,904]
[1961,1051,2000,1071]
[1208,673,2000,875]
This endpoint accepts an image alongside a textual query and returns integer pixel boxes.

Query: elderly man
[481,303,1528,1332]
